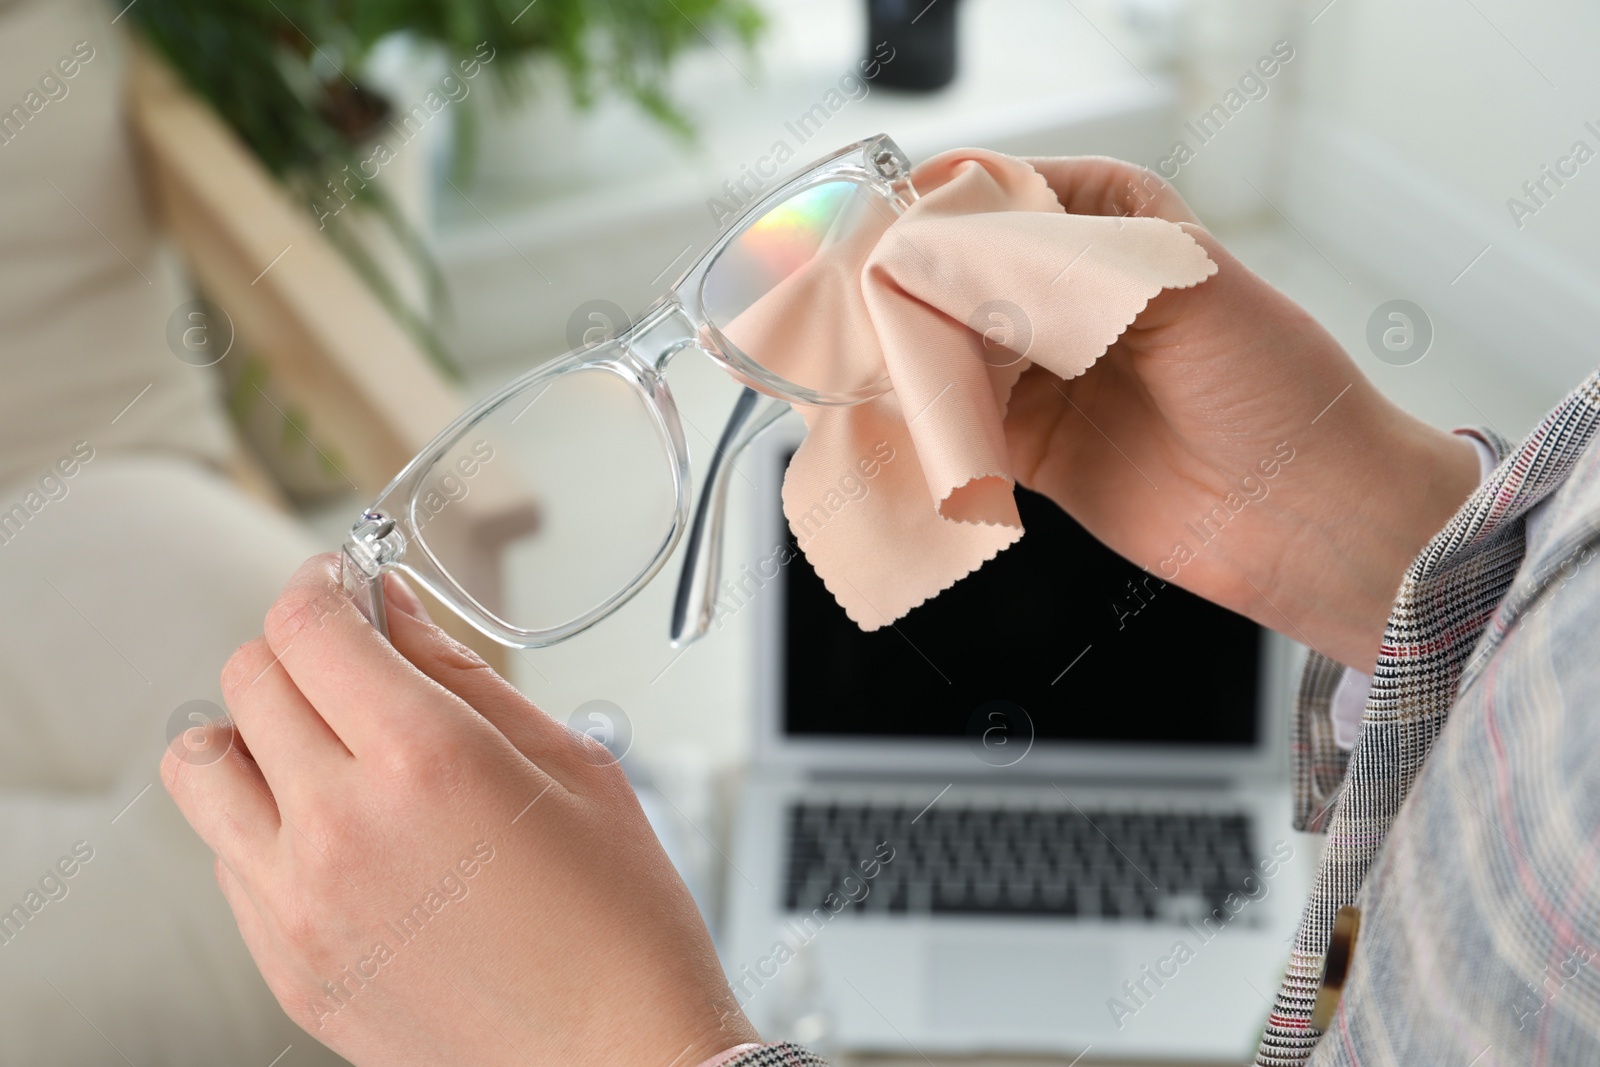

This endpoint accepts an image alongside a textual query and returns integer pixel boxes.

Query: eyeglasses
[341,133,919,649]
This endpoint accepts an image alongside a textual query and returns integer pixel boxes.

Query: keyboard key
[782,800,1255,922]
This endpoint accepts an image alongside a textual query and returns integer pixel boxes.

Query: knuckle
[441,652,489,684]
[1116,168,1168,212]
[214,805,253,854]
[569,744,631,794]
[592,757,632,794]
[263,585,341,651]
[220,637,272,701]
[436,638,490,675]
[416,628,494,681]
[158,746,187,796]
[378,733,461,792]
[294,804,351,859]
[578,732,618,767]
[274,892,324,952]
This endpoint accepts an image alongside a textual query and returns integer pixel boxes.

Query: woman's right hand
[1003,157,1480,670]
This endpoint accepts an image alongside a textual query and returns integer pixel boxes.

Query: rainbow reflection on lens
[701,176,890,396]
[734,181,858,279]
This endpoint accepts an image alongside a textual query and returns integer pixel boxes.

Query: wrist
[1358,420,1481,664]
[1244,405,1481,672]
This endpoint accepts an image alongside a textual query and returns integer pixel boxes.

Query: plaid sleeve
[1288,424,1513,835]
[717,1043,832,1067]
[1290,651,1350,833]
[1255,377,1600,1067]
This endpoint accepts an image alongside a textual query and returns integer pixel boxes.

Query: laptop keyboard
[783,800,1261,923]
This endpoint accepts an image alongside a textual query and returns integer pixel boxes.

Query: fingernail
[384,574,434,624]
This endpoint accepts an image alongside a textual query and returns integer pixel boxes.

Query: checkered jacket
[1258,369,1600,1066]
[727,372,1600,1067]
[719,1044,830,1067]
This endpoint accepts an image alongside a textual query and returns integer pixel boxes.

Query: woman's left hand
[161,554,756,1067]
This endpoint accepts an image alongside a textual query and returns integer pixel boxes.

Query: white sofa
[0,0,346,1061]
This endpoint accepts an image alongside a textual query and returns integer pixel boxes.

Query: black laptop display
[781,468,1263,748]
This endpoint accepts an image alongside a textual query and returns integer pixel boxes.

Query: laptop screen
[780,461,1263,748]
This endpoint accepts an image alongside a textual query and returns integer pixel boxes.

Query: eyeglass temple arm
[342,532,391,643]
[669,387,791,647]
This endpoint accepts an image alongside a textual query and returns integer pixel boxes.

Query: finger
[1123,222,1262,337]
[382,586,584,774]
[161,733,280,877]
[263,554,474,755]
[1023,156,1200,225]
[222,636,351,800]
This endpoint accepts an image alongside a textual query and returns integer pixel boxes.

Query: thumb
[382,573,434,623]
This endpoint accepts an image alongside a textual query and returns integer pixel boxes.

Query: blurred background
[0,0,1593,1063]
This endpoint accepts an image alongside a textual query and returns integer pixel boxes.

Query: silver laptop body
[721,424,1314,1061]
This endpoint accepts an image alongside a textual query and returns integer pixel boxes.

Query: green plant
[127,0,765,375]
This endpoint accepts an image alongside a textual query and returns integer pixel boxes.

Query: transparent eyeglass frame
[342,133,919,650]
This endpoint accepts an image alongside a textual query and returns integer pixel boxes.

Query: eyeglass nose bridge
[631,279,895,408]
[618,298,702,377]
[621,300,767,409]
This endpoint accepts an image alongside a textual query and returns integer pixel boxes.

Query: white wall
[1279,0,1600,405]
[1301,0,1600,243]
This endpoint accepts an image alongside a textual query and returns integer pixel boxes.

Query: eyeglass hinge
[345,510,405,576]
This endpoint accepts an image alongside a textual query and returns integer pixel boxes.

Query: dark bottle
[866,0,961,91]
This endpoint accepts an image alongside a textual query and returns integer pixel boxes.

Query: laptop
[720,423,1313,1061]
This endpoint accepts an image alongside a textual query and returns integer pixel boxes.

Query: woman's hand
[1005,157,1481,670]
[161,556,756,1067]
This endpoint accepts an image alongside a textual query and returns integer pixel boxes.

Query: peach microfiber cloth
[723,148,1217,629]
